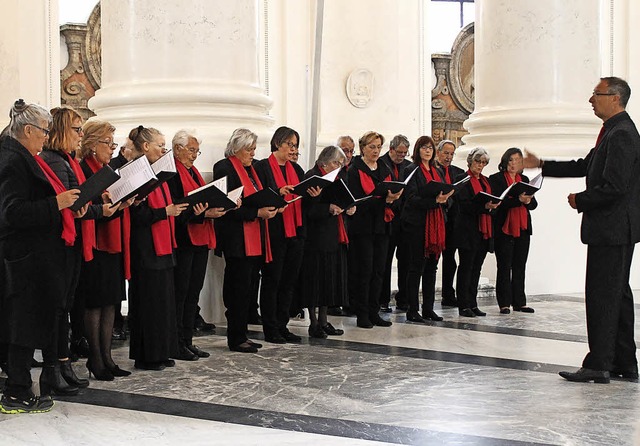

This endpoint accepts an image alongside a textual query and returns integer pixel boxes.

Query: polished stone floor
[2,292,640,445]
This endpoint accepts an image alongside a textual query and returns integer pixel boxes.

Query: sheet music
[107,156,156,203]
[529,173,543,188]
[151,150,176,174]
[321,167,341,182]
[403,166,418,184]
[227,185,243,204]
[212,176,227,194]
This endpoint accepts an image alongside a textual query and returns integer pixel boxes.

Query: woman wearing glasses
[347,131,403,328]
[39,107,118,395]
[452,148,499,317]
[167,129,226,361]
[127,126,188,370]
[76,120,134,380]
[0,100,81,413]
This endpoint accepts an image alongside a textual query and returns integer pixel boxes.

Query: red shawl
[358,167,395,223]
[502,172,528,238]
[62,152,96,262]
[175,159,216,249]
[267,154,302,238]
[467,170,493,240]
[33,155,76,246]
[319,166,348,245]
[419,163,446,256]
[85,155,131,279]
[146,182,177,256]
[228,156,272,262]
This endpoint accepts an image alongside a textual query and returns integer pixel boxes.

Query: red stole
[33,155,76,246]
[502,172,528,238]
[146,182,177,256]
[62,152,96,262]
[319,166,348,245]
[419,163,446,256]
[267,154,302,238]
[467,170,493,239]
[85,156,132,279]
[228,156,273,262]
[358,167,395,222]
[175,160,216,249]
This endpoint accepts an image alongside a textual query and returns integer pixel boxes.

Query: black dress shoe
[559,367,610,383]
[107,365,132,377]
[308,325,328,339]
[441,298,458,307]
[406,311,427,323]
[471,307,486,317]
[247,340,263,349]
[322,323,344,336]
[379,304,393,313]
[264,334,287,344]
[458,308,476,317]
[70,337,90,359]
[163,359,176,368]
[371,316,392,327]
[513,306,535,313]
[194,314,216,332]
[229,342,258,353]
[357,317,374,328]
[187,344,211,358]
[327,307,343,316]
[280,329,302,342]
[611,367,639,380]
[112,327,127,341]
[395,303,409,312]
[172,346,199,361]
[422,310,443,321]
[499,307,511,314]
[134,361,166,371]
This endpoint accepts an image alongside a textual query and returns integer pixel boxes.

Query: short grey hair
[225,128,257,158]
[172,129,202,149]
[8,99,51,139]
[389,134,410,150]
[437,139,456,152]
[336,135,354,146]
[466,147,490,167]
[316,145,346,168]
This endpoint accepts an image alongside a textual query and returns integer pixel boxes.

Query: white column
[463,0,606,295]
[0,0,60,128]
[90,0,274,324]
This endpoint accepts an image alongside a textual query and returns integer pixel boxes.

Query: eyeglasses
[592,91,615,97]
[472,159,488,165]
[71,126,83,135]
[98,140,118,149]
[29,123,50,136]
[186,147,201,156]
[420,145,434,151]
[341,149,354,154]
[283,141,299,149]
[395,151,409,156]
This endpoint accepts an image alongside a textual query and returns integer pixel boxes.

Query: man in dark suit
[524,77,640,383]
[435,140,465,307]
[378,134,413,311]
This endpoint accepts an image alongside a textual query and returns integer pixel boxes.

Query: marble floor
[2,292,640,445]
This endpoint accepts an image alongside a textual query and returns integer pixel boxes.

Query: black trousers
[349,234,389,320]
[404,227,439,313]
[223,256,262,348]
[380,231,408,307]
[582,244,636,372]
[4,344,35,398]
[260,237,304,336]
[174,247,210,346]
[441,220,458,301]
[494,234,530,308]
[456,242,489,310]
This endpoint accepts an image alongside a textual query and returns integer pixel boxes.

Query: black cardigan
[488,171,537,238]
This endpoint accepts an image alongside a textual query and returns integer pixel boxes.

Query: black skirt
[77,250,126,309]
[300,245,349,308]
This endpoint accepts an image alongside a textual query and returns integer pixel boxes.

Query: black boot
[40,363,80,396]
[60,359,89,388]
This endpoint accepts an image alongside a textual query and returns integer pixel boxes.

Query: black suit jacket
[451,172,494,250]
[167,166,208,250]
[488,172,538,237]
[401,164,445,229]
[542,111,640,245]
[303,165,344,252]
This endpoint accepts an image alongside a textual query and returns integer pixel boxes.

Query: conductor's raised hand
[522,150,542,169]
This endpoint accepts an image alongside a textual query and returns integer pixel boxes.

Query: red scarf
[62,152,96,262]
[319,166,348,245]
[175,159,216,249]
[34,155,76,246]
[467,170,493,239]
[419,163,446,256]
[85,156,131,279]
[228,156,272,262]
[358,168,395,222]
[502,172,528,238]
[267,154,302,238]
[146,182,177,256]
